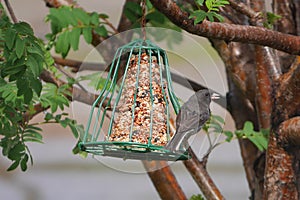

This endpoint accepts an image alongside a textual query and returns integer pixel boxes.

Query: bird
[165,89,219,152]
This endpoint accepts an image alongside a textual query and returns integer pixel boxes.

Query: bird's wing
[176,108,200,134]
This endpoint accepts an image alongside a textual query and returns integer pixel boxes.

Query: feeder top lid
[121,39,165,52]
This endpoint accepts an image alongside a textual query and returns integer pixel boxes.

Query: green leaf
[99,13,109,19]
[211,12,224,22]
[211,115,225,124]
[30,78,42,96]
[73,8,91,25]
[189,194,205,200]
[44,113,54,121]
[14,22,34,35]
[94,26,108,38]
[266,12,281,24]
[82,27,93,44]
[55,31,70,58]
[23,126,43,144]
[205,0,213,10]
[26,55,39,77]
[239,121,269,151]
[124,2,142,22]
[4,28,17,50]
[189,10,207,24]
[15,37,26,59]
[20,154,29,171]
[125,2,142,16]
[24,89,33,104]
[7,159,20,171]
[224,131,233,142]
[8,142,25,160]
[146,11,165,24]
[195,0,204,6]
[243,121,253,133]
[69,28,81,51]
[90,12,100,26]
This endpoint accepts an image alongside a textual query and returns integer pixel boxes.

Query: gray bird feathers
[165,89,218,152]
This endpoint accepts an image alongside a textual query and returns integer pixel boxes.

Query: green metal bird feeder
[79,39,190,161]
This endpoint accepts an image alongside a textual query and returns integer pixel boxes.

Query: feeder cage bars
[79,39,190,161]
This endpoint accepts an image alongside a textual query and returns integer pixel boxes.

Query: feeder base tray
[79,141,190,161]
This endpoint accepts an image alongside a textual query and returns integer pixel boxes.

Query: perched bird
[166,89,219,152]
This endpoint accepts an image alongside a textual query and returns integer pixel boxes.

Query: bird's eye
[205,92,209,97]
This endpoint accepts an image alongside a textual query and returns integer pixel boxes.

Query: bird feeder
[79,39,190,161]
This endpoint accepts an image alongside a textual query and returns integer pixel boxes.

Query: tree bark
[150,0,300,55]
[142,161,187,200]
[183,148,225,200]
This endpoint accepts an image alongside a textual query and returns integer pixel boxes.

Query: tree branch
[254,46,274,129]
[279,116,300,145]
[264,130,298,199]
[3,0,17,23]
[183,148,224,200]
[43,0,77,7]
[274,57,300,124]
[142,161,187,200]
[272,0,297,72]
[227,0,261,20]
[150,0,300,55]
[53,57,106,73]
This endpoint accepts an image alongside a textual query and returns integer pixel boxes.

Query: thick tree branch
[183,148,224,200]
[150,0,300,55]
[272,0,297,72]
[279,116,300,145]
[254,46,274,129]
[142,161,187,200]
[264,131,298,199]
[273,0,297,35]
[274,57,300,124]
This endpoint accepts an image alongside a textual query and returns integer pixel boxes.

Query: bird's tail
[165,130,193,152]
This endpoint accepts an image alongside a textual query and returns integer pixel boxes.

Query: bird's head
[195,89,220,105]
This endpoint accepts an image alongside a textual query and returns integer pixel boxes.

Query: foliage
[124,0,183,47]
[0,0,268,173]
[189,0,229,24]
[189,194,205,200]
[40,83,71,113]
[0,4,83,171]
[204,116,269,151]
[45,6,109,58]
[77,72,111,91]
[263,12,282,29]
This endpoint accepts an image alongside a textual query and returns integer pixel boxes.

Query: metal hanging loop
[141,0,147,41]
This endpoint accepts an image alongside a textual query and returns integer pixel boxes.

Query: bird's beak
[211,93,220,100]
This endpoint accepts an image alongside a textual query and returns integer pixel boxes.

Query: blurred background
[0,1,250,199]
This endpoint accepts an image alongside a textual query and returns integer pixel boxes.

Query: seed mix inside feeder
[79,39,190,161]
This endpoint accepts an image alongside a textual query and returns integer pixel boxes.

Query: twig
[43,0,77,8]
[53,57,106,72]
[3,0,17,23]
[103,18,119,34]
[228,0,261,20]
[54,63,88,92]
